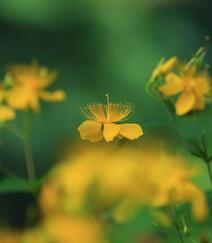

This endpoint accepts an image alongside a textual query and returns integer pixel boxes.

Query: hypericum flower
[159,66,211,115]
[40,144,208,222]
[6,63,66,112]
[151,57,177,80]
[22,215,103,243]
[78,95,143,142]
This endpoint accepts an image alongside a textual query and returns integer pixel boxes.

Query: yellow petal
[175,182,208,221]
[0,90,5,103]
[78,120,103,142]
[39,90,66,102]
[8,64,57,88]
[186,183,208,221]
[119,123,143,140]
[29,93,40,112]
[160,57,177,74]
[175,91,195,116]
[194,76,210,96]
[192,96,205,110]
[0,106,15,121]
[7,87,31,110]
[151,57,177,80]
[151,66,162,80]
[103,123,120,142]
[159,73,184,96]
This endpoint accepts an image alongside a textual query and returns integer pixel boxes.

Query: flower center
[184,77,196,92]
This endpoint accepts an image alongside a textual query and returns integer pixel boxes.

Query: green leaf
[169,190,212,242]
[0,177,43,194]
[164,100,212,142]
[174,106,212,141]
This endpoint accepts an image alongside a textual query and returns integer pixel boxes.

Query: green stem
[23,112,36,180]
[23,136,35,180]
[167,206,185,243]
[200,136,212,187]
[174,221,185,243]
[5,123,24,139]
[206,162,212,186]
[5,114,36,180]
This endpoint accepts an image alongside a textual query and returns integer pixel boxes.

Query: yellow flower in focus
[151,56,177,80]
[6,63,66,112]
[78,95,143,142]
[159,67,211,115]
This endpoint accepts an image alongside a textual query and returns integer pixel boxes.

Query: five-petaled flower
[78,95,143,142]
[159,66,211,116]
[6,63,66,112]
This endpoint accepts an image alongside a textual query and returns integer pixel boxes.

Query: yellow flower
[151,56,177,80]
[22,215,103,243]
[0,84,16,122]
[159,67,211,115]
[6,63,66,112]
[0,105,15,122]
[78,95,143,142]
[21,229,44,243]
[43,215,103,243]
[0,229,21,243]
[40,144,207,222]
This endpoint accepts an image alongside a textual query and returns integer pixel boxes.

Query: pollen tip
[105,94,110,105]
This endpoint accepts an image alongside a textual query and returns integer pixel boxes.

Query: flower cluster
[0,49,211,243]
[0,62,66,122]
[40,144,207,223]
[21,215,102,243]
[149,48,212,116]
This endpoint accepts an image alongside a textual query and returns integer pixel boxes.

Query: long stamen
[81,96,133,123]
[105,93,110,104]
[105,94,110,121]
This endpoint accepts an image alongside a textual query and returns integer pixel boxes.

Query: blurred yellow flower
[78,95,143,142]
[151,56,177,80]
[21,228,45,243]
[144,151,208,221]
[6,63,66,112]
[22,215,103,243]
[0,105,15,122]
[0,229,21,243]
[0,84,16,122]
[40,144,208,222]
[44,215,102,243]
[159,67,211,115]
